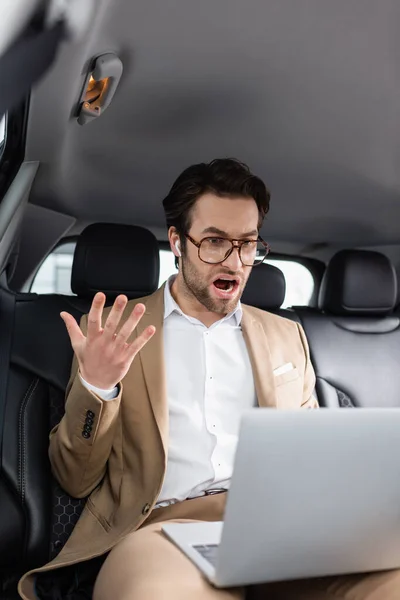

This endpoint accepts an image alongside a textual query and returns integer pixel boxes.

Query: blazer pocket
[275,368,303,409]
[274,367,300,387]
[86,496,112,533]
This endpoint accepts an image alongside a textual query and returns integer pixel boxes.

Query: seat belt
[0,287,16,466]
[0,20,65,118]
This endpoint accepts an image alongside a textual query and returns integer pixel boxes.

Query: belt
[202,488,227,496]
[155,488,228,508]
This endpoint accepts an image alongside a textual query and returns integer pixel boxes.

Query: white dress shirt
[81,277,257,506]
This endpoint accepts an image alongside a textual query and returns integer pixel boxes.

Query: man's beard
[180,255,244,315]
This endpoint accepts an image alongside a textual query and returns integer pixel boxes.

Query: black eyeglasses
[185,234,270,266]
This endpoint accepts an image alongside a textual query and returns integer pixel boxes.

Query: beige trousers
[92,495,400,600]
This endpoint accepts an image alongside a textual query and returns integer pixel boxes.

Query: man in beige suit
[19,159,400,599]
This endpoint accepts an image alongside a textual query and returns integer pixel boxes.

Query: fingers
[60,312,85,350]
[114,303,146,346]
[86,292,106,338]
[126,325,156,359]
[102,294,128,340]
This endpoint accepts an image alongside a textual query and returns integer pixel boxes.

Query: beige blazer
[19,285,317,599]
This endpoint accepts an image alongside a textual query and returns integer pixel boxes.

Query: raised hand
[60,292,155,389]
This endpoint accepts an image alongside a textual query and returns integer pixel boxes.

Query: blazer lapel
[241,306,277,408]
[136,285,169,456]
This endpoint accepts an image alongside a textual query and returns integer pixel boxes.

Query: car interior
[1,0,400,597]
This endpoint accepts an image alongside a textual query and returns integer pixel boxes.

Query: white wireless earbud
[175,241,181,257]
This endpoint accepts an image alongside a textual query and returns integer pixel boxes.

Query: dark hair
[162,158,270,237]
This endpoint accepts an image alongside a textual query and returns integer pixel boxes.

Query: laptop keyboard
[192,543,219,567]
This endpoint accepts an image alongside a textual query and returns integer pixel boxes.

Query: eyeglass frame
[184,233,270,266]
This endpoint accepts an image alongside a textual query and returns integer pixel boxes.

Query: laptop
[162,408,400,588]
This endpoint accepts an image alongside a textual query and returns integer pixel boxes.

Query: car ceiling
[24,0,400,257]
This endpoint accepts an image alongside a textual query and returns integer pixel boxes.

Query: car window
[159,248,177,285]
[0,114,6,159]
[31,242,76,295]
[31,244,313,307]
[267,259,313,307]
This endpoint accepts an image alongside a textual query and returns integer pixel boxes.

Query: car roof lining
[21,0,400,256]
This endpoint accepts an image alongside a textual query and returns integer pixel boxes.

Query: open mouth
[212,277,239,296]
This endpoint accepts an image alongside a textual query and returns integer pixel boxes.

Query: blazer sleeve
[49,313,123,498]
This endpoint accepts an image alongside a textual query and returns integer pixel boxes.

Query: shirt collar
[163,275,242,326]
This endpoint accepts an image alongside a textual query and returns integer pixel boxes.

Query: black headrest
[242,263,286,310]
[319,250,397,316]
[71,224,160,300]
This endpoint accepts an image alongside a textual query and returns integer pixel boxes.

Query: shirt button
[86,410,95,419]
[142,503,151,515]
[82,430,91,439]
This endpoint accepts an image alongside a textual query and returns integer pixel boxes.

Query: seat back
[0,224,160,588]
[241,262,299,321]
[297,250,400,408]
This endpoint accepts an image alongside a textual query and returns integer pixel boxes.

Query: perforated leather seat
[296,250,400,408]
[0,223,160,596]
